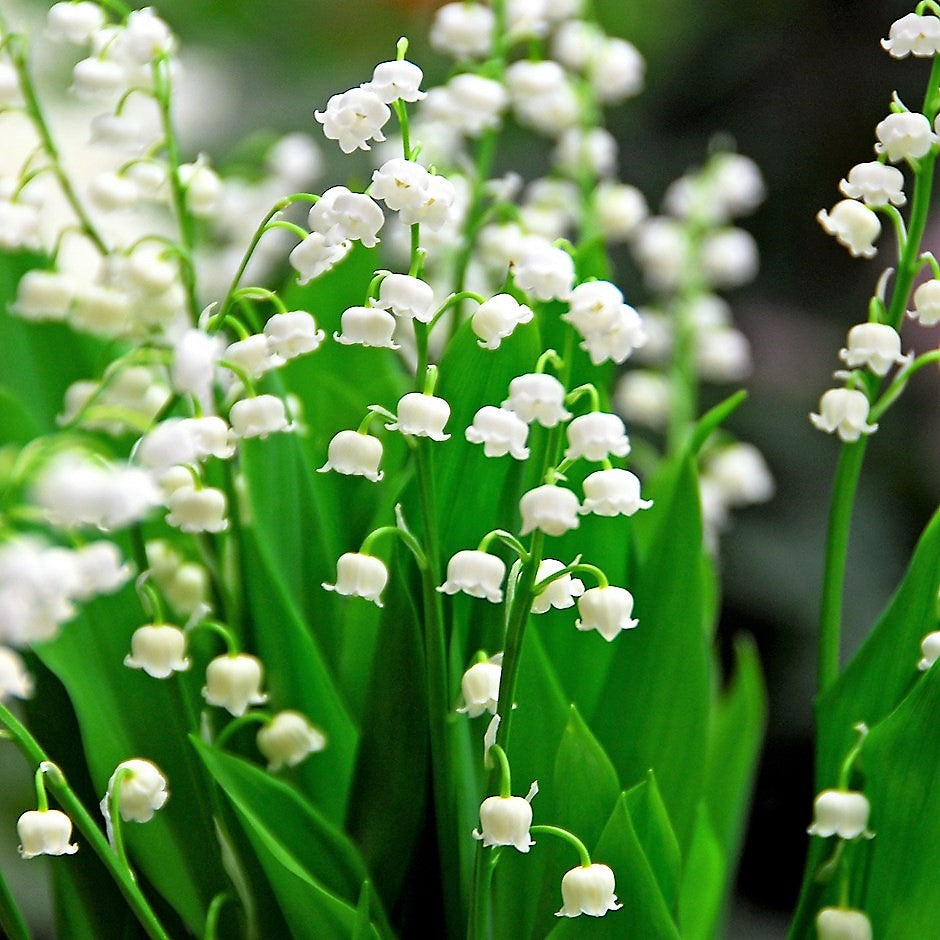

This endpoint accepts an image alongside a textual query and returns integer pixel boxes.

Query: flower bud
[105,759,168,823]
[909,278,940,325]
[257,711,327,771]
[918,630,940,671]
[0,647,34,701]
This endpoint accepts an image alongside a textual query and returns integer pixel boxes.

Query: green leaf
[623,773,681,912]
[0,864,29,940]
[677,805,726,940]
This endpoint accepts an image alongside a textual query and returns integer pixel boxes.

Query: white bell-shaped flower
[315,86,390,153]
[438,550,506,602]
[531,559,584,614]
[371,159,457,229]
[224,334,283,378]
[104,759,168,823]
[17,809,78,859]
[564,412,631,462]
[576,586,638,641]
[512,236,575,301]
[465,406,530,459]
[703,443,775,507]
[816,907,872,940]
[882,12,940,58]
[334,305,400,349]
[307,186,384,248]
[71,541,132,598]
[456,659,501,717]
[373,274,436,323]
[166,485,228,534]
[839,322,906,376]
[563,281,625,337]
[917,630,940,670]
[555,863,622,918]
[695,327,752,382]
[318,430,384,481]
[909,278,940,325]
[503,373,570,427]
[88,171,138,211]
[257,711,327,771]
[263,311,325,359]
[614,371,671,430]
[230,395,292,439]
[363,60,426,103]
[839,161,906,206]
[807,789,873,839]
[442,73,508,136]
[810,388,878,442]
[594,182,648,242]
[701,228,759,288]
[519,484,580,537]
[322,553,388,606]
[590,36,644,104]
[506,60,580,136]
[289,232,351,285]
[430,1,495,59]
[0,646,34,701]
[178,158,222,218]
[124,624,190,679]
[817,200,881,259]
[472,794,535,852]
[71,57,127,100]
[471,294,534,349]
[874,111,937,162]
[11,269,76,322]
[47,1,105,44]
[202,653,268,716]
[580,469,653,517]
[181,416,236,461]
[386,392,451,441]
[579,304,647,366]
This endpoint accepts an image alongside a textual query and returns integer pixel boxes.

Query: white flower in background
[695,327,752,382]
[289,232,352,284]
[874,111,937,162]
[503,373,570,427]
[465,406,530,459]
[565,413,630,462]
[171,328,224,406]
[103,759,168,823]
[594,183,649,241]
[11,269,76,322]
[438,74,508,136]
[556,863,622,918]
[363,60,426,103]
[0,647,34,701]
[576,586,638,641]
[632,216,687,291]
[124,624,190,678]
[807,789,873,839]
[512,236,575,301]
[230,395,292,439]
[881,12,940,58]
[373,274,436,323]
[333,307,399,349]
[136,418,200,469]
[614,371,671,429]
[0,62,21,107]
[580,469,653,517]
[701,228,759,288]
[178,157,222,218]
[322,552,389,606]
[552,20,604,71]
[386,392,451,440]
[810,388,878,442]
[257,711,327,771]
[70,284,133,337]
[17,810,78,859]
[473,788,537,852]
[589,37,644,104]
[263,311,325,359]
[554,127,618,179]
[815,908,872,940]
[457,658,501,717]
[202,653,268,716]
[506,0,551,40]
[909,278,940,325]
[70,57,127,100]
[307,187,384,248]
[90,112,158,153]
[839,161,906,206]
[917,630,940,670]
[71,542,132,598]
[817,200,881,258]
[47,1,106,44]
[0,199,41,252]
[224,334,283,378]
[519,485,580,537]
[438,550,506,603]
[505,60,580,136]
[266,133,323,186]
[471,294,534,350]
[166,485,228,534]
[88,171,138,212]
[315,86,391,153]
[709,152,766,218]
[839,322,907,376]
[118,7,176,63]
[181,417,236,461]
[703,443,775,507]
[531,559,584,614]
[318,430,384,481]
[429,2,495,60]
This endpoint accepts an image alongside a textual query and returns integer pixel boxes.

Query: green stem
[107,768,134,879]
[0,704,170,940]
[529,825,592,867]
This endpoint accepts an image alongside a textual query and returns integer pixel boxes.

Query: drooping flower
[580,469,653,517]
[471,294,534,349]
[263,311,325,359]
[334,305,400,349]
[103,759,168,823]
[472,789,537,852]
[874,111,937,163]
[465,406,530,459]
[575,586,638,641]
[810,389,878,442]
[318,430,384,482]
[47,1,105,44]
[362,60,426,104]
[503,374,571,427]
[322,553,389,607]
[438,550,506,603]
[202,653,268,716]
[881,12,940,58]
[456,658,501,717]
[702,443,775,508]
[124,624,190,679]
[229,395,292,439]
[807,789,873,839]
[531,559,584,614]
[511,236,575,301]
[165,485,228,534]
[909,278,940,325]
[307,186,384,248]
[917,630,940,670]
[430,2,495,60]
[839,161,906,206]
[315,87,391,153]
[555,863,622,918]
[519,485,580,537]
[289,232,351,285]
[815,907,872,940]
[257,711,327,771]
[817,200,881,258]
[17,809,78,859]
[838,322,906,376]
[385,392,451,441]
[564,413,631,462]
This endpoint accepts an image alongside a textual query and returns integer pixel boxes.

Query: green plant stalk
[0,866,30,940]
[0,702,170,940]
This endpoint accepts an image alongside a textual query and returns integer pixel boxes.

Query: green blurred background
[5,0,940,936]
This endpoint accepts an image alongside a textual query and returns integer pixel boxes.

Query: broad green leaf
[0,386,40,445]
[53,861,136,940]
[677,805,726,940]
[624,772,681,912]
